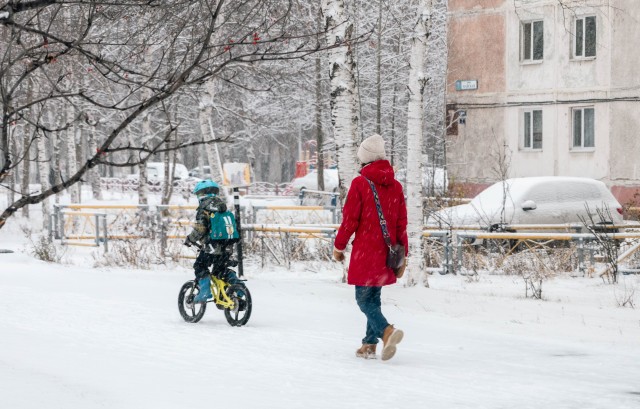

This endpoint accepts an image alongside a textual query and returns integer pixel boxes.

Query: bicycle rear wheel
[224,284,252,326]
[178,280,207,323]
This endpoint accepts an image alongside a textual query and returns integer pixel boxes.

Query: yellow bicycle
[178,262,252,326]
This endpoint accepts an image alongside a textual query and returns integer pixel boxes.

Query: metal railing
[441,227,640,276]
[49,199,640,278]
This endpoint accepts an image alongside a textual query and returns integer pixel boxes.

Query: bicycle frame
[209,275,235,309]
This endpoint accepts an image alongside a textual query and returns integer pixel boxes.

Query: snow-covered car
[291,169,339,194]
[395,166,448,195]
[427,176,624,229]
[126,162,190,184]
[188,166,211,179]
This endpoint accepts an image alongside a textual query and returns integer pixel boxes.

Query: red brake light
[617,207,623,215]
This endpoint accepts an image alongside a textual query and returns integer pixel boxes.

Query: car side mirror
[521,200,537,211]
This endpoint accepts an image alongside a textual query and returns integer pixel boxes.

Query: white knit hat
[357,134,386,164]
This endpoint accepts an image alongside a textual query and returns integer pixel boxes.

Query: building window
[521,21,544,61]
[572,107,595,148]
[446,104,459,136]
[574,16,596,58]
[523,109,543,149]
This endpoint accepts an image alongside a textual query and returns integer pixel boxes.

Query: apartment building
[445,0,640,204]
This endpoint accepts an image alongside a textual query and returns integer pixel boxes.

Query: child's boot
[193,277,212,303]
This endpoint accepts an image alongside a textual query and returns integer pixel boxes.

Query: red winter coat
[334,160,408,286]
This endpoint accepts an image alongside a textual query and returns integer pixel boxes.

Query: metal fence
[50,199,640,276]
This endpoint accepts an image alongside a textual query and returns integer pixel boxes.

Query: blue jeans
[355,286,389,345]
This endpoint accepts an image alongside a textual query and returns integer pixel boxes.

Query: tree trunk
[198,79,227,200]
[389,33,403,169]
[53,111,64,204]
[321,0,359,194]
[404,0,434,287]
[376,0,382,136]
[67,124,79,203]
[138,161,149,205]
[316,46,325,191]
[21,127,31,218]
[8,129,17,207]
[37,128,51,232]
[87,120,103,200]
[76,123,84,203]
[161,138,176,206]
[138,107,152,205]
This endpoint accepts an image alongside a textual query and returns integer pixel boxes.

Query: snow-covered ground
[1,238,640,408]
[1,191,640,408]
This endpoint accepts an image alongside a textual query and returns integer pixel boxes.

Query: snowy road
[1,253,639,409]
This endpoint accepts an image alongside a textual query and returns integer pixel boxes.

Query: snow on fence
[99,178,294,197]
[248,205,338,225]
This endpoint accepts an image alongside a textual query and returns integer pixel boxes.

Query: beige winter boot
[381,325,404,361]
[355,343,377,359]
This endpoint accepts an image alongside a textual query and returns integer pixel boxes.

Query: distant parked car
[291,169,339,194]
[126,162,190,183]
[427,176,624,229]
[188,166,211,180]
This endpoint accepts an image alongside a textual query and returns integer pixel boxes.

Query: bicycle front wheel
[178,281,207,323]
[224,284,252,326]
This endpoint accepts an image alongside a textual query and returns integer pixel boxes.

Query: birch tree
[322,0,359,193]
[404,0,434,287]
[36,135,50,228]
[85,112,102,201]
[198,79,227,200]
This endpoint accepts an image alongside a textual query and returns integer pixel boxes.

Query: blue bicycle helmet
[193,179,220,198]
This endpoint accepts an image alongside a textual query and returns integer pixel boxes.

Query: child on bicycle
[184,179,241,303]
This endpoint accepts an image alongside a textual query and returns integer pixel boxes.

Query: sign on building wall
[455,80,478,91]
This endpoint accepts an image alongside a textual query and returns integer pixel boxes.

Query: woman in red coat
[333,134,408,361]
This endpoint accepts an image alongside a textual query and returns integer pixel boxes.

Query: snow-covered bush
[94,239,165,269]
[502,250,557,299]
[24,234,65,263]
[613,275,637,309]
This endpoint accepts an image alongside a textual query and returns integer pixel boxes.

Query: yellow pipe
[263,206,326,211]
[250,226,335,233]
[66,204,145,209]
[63,241,99,247]
[62,211,106,216]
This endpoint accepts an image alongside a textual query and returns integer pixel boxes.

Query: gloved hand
[333,247,345,262]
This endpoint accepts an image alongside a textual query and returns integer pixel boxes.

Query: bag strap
[365,178,393,249]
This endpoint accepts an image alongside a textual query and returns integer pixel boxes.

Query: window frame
[573,15,597,59]
[571,106,595,150]
[520,20,544,63]
[521,108,543,151]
